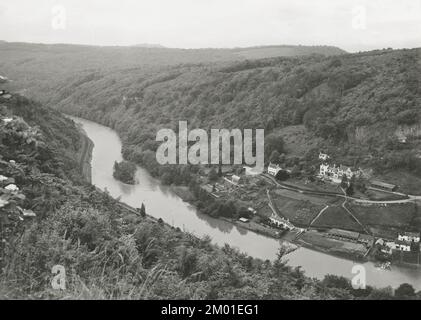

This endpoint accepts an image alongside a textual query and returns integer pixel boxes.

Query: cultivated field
[311,206,364,232]
[348,202,421,239]
[273,195,323,227]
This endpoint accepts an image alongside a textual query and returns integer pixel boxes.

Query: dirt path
[309,205,329,227]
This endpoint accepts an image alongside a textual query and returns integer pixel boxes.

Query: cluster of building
[317,152,361,183]
[318,152,398,191]
[318,152,330,161]
[376,232,420,254]
[319,163,361,184]
[269,211,295,230]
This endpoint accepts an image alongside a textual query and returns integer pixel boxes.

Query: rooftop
[328,228,360,239]
[370,180,396,189]
[402,231,420,238]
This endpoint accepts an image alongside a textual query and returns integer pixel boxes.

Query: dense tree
[265,134,285,161]
[208,168,218,182]
[269,150,281,164]
[113,161,136,184]
[395,283,416,298]
[139,202,146,217]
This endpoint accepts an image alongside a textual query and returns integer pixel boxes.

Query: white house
[396,242,411,252]
[375,238,385,246]
[1,117,13,124]
[247,207,257,215]
[267,163,282,177]
[231,175,243,185]
[386,241,411,252]
[319,152,330,161]
[269,212,294,230]
[319,164,332,177]
[398,232,420,243]
[5,184,19,192]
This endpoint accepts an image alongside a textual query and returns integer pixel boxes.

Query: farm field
[273,188,337,206]
[366,189,408,201]
[272,195,323,227]
[348,202,419,229]
[296,230,367,257]
[257,204,274,219]
[311,206,364,232]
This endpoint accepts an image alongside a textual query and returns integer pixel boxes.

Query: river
[71,116,421,290]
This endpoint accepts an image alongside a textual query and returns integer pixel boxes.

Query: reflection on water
[287,247,421,290]
[71,116,421,290]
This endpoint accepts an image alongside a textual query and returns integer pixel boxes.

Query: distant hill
[132,43,167,48]
[0,40,345,108]
[40,47,421,189]
[0,41,344,79]
[233,45,346,59]
[2,41,420,187]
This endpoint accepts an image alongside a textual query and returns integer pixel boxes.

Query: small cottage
[319,152,330,161]
[267,163,282,177]
[398,232,420,243]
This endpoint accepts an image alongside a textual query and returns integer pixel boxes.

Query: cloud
[0,0,420,51]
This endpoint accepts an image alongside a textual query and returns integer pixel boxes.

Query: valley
[1,41,421,299]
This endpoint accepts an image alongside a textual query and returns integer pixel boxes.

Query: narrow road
[261,174,421,205]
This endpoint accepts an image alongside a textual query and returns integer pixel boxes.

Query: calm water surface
[72,116,421,290]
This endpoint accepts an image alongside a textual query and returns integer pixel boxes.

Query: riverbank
[171,185,284,239]
[171,185,370,261]
[74,123,93,183]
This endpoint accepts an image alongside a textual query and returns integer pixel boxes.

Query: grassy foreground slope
[3,94,413,299]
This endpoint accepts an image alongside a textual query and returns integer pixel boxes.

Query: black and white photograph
[0,0,420,305]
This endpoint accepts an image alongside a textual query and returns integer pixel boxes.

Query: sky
[0,0,420,52]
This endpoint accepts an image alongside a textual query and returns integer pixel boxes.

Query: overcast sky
[0,0,420,52]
